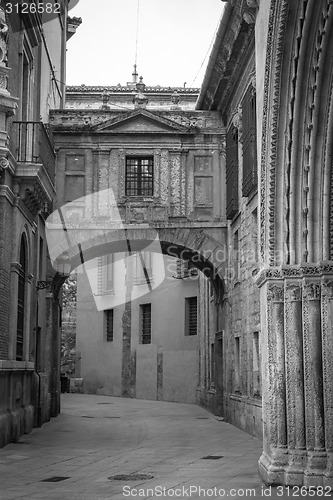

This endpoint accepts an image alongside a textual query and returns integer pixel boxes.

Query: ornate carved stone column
[259,280,288,485]
[284,282,306,484]
[321,279,333,485]
[303,280,326,485]
[257,267,333,487]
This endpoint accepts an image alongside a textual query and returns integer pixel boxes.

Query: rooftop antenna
[133,0,140,83]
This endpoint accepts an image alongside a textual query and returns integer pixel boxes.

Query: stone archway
[51,225,227,405]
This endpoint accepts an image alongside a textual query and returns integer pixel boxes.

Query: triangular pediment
[93,109,191,134]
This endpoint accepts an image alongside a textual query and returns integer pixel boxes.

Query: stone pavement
[0,394,329,500]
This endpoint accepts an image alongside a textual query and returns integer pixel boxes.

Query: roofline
[196,2,233,110]
[66,85,200,94]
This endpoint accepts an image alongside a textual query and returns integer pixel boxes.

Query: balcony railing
[11,121,56,182]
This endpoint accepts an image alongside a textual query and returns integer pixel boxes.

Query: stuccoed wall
[76,254,199,403]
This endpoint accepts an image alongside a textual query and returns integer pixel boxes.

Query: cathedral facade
[197,0,333,488]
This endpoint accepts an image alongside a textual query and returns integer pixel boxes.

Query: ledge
[229,393,262,407]
[0,360,34,371]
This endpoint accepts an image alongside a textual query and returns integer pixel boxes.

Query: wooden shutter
[242,86,257,197]
[226,126,239,219]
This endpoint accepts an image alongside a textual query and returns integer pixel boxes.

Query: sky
[66,0,224,88]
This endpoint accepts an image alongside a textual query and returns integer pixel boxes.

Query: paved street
[0,395,328,500]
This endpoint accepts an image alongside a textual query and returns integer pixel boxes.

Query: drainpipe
[196,2,233,110]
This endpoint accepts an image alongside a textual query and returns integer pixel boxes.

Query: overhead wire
[188,11,222,88]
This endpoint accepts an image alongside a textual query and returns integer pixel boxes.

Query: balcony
[11,121,56,183]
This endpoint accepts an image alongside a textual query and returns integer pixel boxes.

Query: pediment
[93,110,191,134]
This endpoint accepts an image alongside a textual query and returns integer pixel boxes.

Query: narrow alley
[0,395,326,500]
[0,394,260,500]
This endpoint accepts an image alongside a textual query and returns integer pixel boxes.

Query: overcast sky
[66,0,224,88]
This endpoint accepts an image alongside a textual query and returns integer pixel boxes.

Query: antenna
[134,0,140,69]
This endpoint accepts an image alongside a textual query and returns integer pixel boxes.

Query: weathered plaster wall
[76,254,199,403]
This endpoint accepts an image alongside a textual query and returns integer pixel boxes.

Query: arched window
[16,236,27,361]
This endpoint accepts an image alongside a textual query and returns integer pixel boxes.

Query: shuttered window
[185,297,197,336]
[242,85,257,197]
[226,126,239,219]
[16,237,27,361]
[141,303,152,344]
[97,254,113,294]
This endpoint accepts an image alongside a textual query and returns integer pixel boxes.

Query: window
[233,231,239,281]
[234,336,241,393]
[253,332,261,397]
[134,252,152,285]
[242,85,257,197]
[185,297,197,336]
[21,49,33,121]
[65,155,85,202]
[105,309,114,342]
[251,209,258,264]
[226,126,239,219]
[176,259,198,279]
[97,254,113,294]
[125,156,153,196]
[140,303,152,344]
[16,236,27,361]
[210,343,215,388]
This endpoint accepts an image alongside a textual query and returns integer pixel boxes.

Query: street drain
[201,455,224,460]
[41,476,70,482]
[108,473,154,481]
[104,416,121,419]
[97,402,113,405]
[196,417,209,419]
[81,416,94,418]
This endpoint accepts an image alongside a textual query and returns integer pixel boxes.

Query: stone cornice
[0,360,34,371]
[0,184,16,205]
[255,263,333,288]
[196,2,255,111]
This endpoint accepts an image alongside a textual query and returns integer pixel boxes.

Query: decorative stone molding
[0,155,9,172]
[0,4,8,67]
[267,283,284,302]
[246,0,259,7]
[303,281,321,300]
[100,90,110,110]
[259,0,289,264]
[255,264,333,288]
[243,9,256,24]
[133,77,148,109]
[284,283,302,301]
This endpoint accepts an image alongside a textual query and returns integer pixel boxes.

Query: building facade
[198,0,333,488]
[49,80,226,407]
[0,2,80,447]
[74,253,199,403]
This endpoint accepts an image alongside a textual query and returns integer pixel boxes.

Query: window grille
[226,126,239,219]
[242,85,257,197]
[185,297,197,336]
[141,303,152,344]
[125,157,153,196]
[105,309,114,342]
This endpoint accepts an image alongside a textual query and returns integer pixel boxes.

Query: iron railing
[11,121,56,182]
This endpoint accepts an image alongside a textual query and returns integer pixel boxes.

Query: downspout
[196,2,233,110]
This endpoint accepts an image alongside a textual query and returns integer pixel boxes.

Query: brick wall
[0,195,13,359]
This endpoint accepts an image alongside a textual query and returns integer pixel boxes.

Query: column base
[259,450,333,487]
